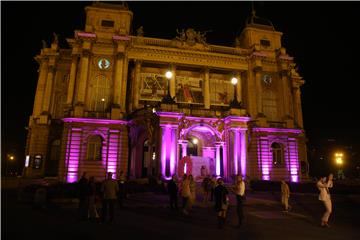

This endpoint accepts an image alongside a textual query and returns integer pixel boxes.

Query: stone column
[66,55,79,106]
[204,68,210,109]
[111,53,124,119]
[240,130,247,178]
[236,72,242,103]
[41,65,55,114]
[293,86,303,128]
[133,60,141,109]
[281,71,290,117]
[170,65,176,99]
[33,60,48,117]
[76,50,90,104]
[254,68,263,116]
[113,53,124,107]
[215,142,221,176]
[233,129,240,175]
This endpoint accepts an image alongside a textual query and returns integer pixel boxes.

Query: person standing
[202,175,211,204]
[281,180,291,212]
[317,174,333,227]
[214,178,229,229]
[234,175,246,227]
[188,174,196,212]
[167,174,179,210]
[101,172,119,224]
[180,174,191,215]
[77,172,89,221]
[117,170,126,207]
[88,176,100,221]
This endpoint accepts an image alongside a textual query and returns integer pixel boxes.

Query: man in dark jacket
[214,178,229,229]
[167,174,179,210]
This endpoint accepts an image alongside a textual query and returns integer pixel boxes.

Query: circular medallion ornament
[98,58,110,70]
[263,74,272,85]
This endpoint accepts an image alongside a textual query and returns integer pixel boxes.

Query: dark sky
[2,1,360,168]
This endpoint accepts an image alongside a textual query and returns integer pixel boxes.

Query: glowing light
[231,77,238,85]
[192,138,198,145]
[334,152,344,166]
[184,163,187,174]
[152,108,156,113]
[9,156,14,160]
[165,71,173,79]
[25,155,30,167]
[101,98,105,102]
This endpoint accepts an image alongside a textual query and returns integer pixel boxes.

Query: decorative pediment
[172,28,211,50]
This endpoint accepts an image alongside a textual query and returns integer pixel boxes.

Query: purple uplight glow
[63,118,127,125]
[216,144,221,176]
[258,137,271,181]
[240,131,247,178]
[106,130,120,179]
[288,139,299,182]
[66,128,81,183]
[233,130,240,175]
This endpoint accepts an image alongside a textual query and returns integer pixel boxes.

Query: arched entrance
[182,124,220,181]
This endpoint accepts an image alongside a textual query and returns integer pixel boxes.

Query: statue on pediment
[136,26,144,37]
[53,32,59,44]
[290,63,300,77]
[175,28,209,46]
[42,40,47,49]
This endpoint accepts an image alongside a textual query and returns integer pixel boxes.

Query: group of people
[280,173,334,227]
[77,171,127,224]
[78,170,334,228]
[167,174,246,229]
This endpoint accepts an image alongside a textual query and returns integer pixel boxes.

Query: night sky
[2,1,360,173]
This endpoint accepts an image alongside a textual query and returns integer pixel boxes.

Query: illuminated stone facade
[25,2,308,182]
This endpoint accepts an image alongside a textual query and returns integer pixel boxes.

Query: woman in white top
[316,174,333,227]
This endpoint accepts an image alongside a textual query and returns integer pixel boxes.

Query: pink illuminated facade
[24,2,308,182]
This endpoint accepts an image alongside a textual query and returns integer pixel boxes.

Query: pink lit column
[288,138,299,182]
[160,125,178,179]
[233,129,240,175]
[106,130,120,179]
[240,130,247,178]
[215,142,221,176]
[65,127,82,183]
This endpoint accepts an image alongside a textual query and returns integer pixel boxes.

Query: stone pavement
[3,190,360,240]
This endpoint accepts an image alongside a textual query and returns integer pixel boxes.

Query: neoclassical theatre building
[25,2,308,182]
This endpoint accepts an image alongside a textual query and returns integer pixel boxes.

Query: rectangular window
[101,20,114,27]
[260,39,271,47]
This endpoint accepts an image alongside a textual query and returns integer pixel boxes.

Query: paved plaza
[3,190,360,240]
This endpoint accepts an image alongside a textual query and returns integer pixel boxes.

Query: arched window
[86,135,102,161]
[89,74,111,112]
[271,142,283,165]
[263,90,278,121]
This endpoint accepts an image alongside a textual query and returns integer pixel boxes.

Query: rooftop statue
[136,26,144,37]
[175,28,210,46]
[53,32,59,44]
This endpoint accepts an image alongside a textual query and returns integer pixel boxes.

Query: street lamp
[229,76,242,108]
[334,152,345,180]
[161,70,176,104]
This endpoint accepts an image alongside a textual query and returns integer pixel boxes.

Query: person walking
[317,174,333,227]
[77,172,89,221]
[281,180,291,212]
[180,174,191,215]
[214,178,229,229]
[234,175,246,227]
[167,174,179,210]
[101,172,119,224]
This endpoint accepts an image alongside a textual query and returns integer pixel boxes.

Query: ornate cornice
[128,46,248,70]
